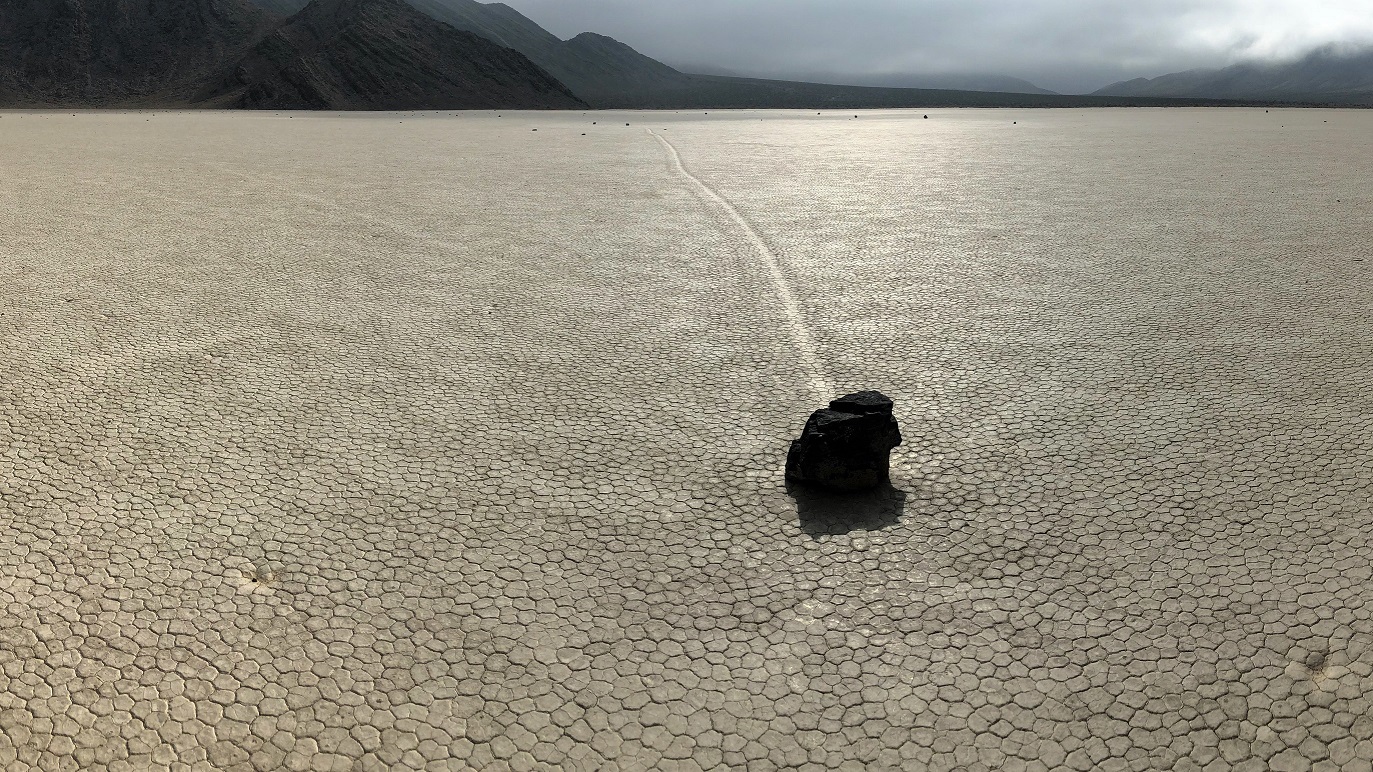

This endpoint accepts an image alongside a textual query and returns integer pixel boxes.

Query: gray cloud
[499,0,1373,93]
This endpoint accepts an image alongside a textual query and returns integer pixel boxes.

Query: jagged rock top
[829,390,895,415]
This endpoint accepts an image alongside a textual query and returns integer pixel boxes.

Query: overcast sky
[499,0,1373,93]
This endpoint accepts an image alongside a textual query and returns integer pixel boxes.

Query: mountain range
[1094,46,1373,104]
[0,0,1354,110]
[787,73,1057,95]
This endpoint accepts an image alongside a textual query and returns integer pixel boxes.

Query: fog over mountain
[499,0,1373,94]
[1095,44,1373,103]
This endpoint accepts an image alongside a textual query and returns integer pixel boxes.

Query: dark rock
[785,391,902,492]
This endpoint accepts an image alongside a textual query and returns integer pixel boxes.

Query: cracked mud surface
[1,108,1371,771]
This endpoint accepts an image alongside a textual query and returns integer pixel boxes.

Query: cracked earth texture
[1,108,1371,771]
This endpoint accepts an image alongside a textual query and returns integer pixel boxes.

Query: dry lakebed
[0,108,1371,771]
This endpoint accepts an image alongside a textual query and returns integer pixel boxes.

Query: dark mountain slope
[249,0,310,14]
[204,0,586,109]
[553,32,687,101]
[398,0,688,104]
[0,0,276,105]
[406,0,560,57]
[1094,46,1373,104]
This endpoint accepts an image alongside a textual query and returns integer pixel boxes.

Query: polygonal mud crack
[224,556,280,596]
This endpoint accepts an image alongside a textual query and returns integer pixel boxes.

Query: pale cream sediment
[0,108,1371,771]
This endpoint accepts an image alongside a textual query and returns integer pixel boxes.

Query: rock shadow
[788,480,908,538]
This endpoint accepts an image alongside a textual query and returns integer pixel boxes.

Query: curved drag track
[649,129,831,399]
